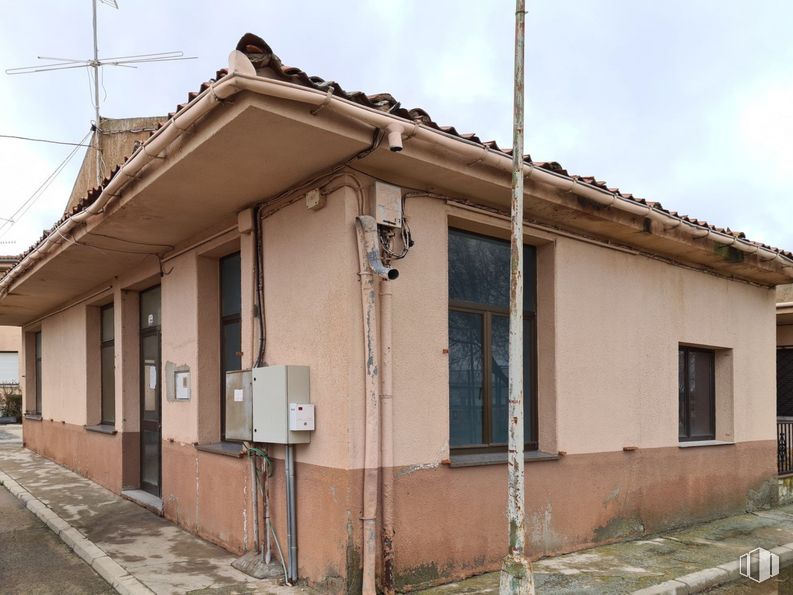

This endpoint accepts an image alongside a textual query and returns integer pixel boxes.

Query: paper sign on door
[234,389,244,402]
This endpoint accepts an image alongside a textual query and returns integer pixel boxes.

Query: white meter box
[252,365,312,444]
[289,403,315,431]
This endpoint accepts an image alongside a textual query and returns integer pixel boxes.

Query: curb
[0,470,154,595]
[633,543,793,594]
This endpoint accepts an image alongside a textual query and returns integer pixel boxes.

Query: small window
[679,346,715,441]
[448,229,537,452]
[34,331,42,415]
[100,305,115,425]
[220,252,242,440]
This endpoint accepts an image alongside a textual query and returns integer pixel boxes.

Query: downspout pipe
[357,216,399,280]
[355,216,382,595]
[5,57,792,298]
[380,278,395,595]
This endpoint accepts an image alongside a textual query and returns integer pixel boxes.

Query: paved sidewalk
[419,506,793,594]
[0,422,22,445]
[0,444,305,595]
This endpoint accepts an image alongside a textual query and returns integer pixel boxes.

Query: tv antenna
[6,0,196,186]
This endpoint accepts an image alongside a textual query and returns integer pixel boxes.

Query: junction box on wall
[224,365,313,444]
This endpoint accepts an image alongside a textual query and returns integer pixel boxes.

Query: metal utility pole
[499,1,534,594]
[92,0,102,185]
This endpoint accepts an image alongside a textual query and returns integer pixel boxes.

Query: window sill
[678,440,735,448]
[23,414,42,422]
[196,441,244,458]
[84,424,117,435]
[448,450,559,468]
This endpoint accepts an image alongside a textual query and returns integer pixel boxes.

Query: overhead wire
[0,134,92,148]
[0,129,92,239]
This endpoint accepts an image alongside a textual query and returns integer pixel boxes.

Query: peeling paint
[397,461,439,478]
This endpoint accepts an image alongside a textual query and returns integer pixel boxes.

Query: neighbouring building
[776,285,793,476]
[0,34,790,592]
[0,256,21,387]
[65,115,164,214]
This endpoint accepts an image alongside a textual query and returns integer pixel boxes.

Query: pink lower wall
[22,417,776,592]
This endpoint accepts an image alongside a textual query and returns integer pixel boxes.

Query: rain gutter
[3,50,792,300]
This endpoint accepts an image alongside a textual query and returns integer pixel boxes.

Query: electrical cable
[0,134,92,148]
[253,204,266,368]
[0,129,92,239]
[84,231,175,249]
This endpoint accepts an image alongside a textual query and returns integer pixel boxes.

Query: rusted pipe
[355,217,381,595]
[380,278,395,595]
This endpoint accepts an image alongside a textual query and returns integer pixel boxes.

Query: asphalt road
[0,466,112,594]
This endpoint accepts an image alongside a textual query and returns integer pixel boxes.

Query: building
[776,285,793,476]
[0,34,789,592]
[0,256,21,388]
[65,115,165,215]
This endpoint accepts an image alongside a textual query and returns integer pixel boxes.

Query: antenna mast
[6,0,197,186]
[92,0,101,185]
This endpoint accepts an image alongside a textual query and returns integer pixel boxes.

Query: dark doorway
[139,285,162,497]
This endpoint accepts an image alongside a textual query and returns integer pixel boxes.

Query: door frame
[139,285,162,497]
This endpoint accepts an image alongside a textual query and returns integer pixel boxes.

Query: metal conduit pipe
[5,53,793,298]
[354,217,382,595]
[248,445,260,557]
[284,444,298,584]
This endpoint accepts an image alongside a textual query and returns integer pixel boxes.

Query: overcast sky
[0,1,791,254]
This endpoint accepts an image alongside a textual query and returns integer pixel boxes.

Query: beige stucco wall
[19,190,777,464]
[554,236,774,452]
[261,186,365,470]
[39,306,88,425]
[376,200,777,467]
[0,326,20,353]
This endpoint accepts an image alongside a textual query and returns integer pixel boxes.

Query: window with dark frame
[34,331,42,415]
[220,252,242,441]
[448,228,538,453]
[100,304,115,425]
[678,346,715,441]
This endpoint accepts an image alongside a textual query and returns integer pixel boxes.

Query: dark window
[778,349,793,417]
[448,229,537,452]
[220,252,242,440]
[34,331,42,415]
[678,346,715,441]
[100,304,115,425]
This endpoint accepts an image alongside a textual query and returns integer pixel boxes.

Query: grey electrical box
[225,370,253,441]
[252,365,311,444]
[373,181,402,228]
